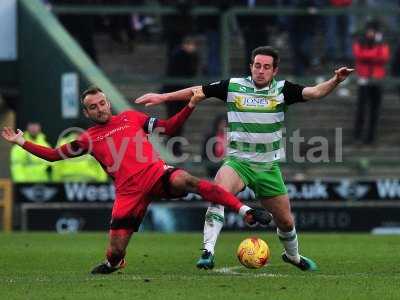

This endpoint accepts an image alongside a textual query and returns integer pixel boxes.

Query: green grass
[0,233,400,300]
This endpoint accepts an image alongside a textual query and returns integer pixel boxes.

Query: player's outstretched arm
[135,85,202,107]
[1,126,85,162]
[151,89,200,136]
[302,67,354,100]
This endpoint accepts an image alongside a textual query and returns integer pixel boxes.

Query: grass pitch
[0,232,399,300]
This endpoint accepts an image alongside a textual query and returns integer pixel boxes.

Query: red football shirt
[75,110,165,191]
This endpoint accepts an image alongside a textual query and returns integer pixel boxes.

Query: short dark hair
[80,86,104,107]
[251,46,280,68]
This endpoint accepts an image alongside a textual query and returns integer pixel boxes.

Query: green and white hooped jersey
[202,77,305,165]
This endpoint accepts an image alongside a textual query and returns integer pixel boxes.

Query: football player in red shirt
[2,87,272,274]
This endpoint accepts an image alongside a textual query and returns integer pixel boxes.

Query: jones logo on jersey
[234,96,279,111]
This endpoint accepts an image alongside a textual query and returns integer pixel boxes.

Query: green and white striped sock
[203,204,225,254]
[277,227,300,263]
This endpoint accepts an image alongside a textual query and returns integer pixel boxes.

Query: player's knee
[276,216,294,232]
[171,171,198,190]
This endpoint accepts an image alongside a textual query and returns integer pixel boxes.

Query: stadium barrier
[14,180,400,232]
[0,179,13,232]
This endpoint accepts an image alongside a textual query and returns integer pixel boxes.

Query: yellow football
[237,237,270,269]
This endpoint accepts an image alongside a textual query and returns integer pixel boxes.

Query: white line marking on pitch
[212,267,400,279]
[213,266,242,275]
[212,266,287,277]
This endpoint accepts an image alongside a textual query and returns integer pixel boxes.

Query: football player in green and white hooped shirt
[136,46,354,271]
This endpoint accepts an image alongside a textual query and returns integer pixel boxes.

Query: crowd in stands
[47,0,399,75]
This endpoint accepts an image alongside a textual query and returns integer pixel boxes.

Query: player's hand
[135,93,166,107]
[188,88,205,108]
[1,127,25,146]
[334,67,354,83]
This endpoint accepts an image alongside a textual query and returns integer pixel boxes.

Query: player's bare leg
[91,229,133,274]
[261,195,317,271]
[169,170,272,226]
[197,165,245,269]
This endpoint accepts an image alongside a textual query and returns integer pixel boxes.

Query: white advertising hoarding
[61,73,79,119]
[0,0,17,61]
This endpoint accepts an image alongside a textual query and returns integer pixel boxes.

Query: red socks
[197,180,243,213]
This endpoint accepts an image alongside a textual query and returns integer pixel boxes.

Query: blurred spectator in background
[236,0,277,73]
[52,0,98,63]
[352,20,390,145]
[324,0,353,64]
[161,36,199,156]
[10,122,52,182]
[197,1,230,77]
[391,40,400,99]
[286,0,322,75]
[202,114,227,178]
[160,0,195,58]
[362,0,399,30]
[106,0,143,51]
[52,130,108,182]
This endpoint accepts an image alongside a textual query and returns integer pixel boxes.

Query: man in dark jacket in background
[162,36,199,156]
